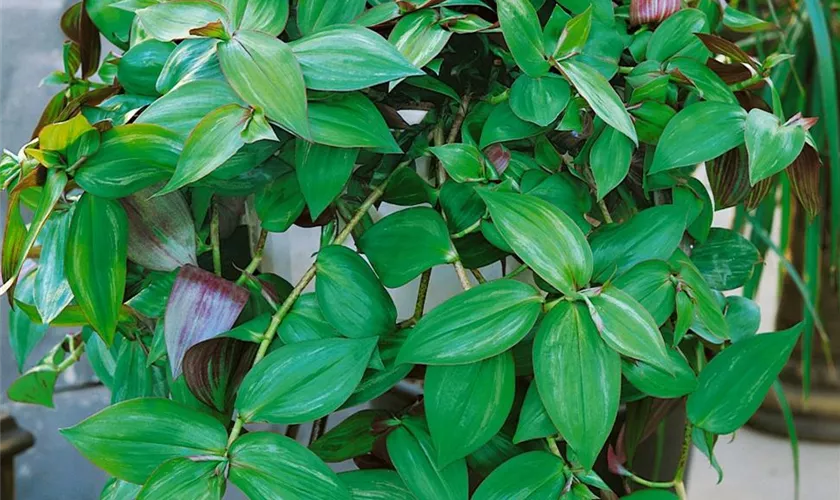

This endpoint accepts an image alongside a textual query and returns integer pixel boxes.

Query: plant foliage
[2,0,831,498]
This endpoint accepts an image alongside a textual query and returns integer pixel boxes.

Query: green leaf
[440,181,485,235]
[590,205,687,282]
[228,431,350,499]
[745,109,806,185]
[509,74,571,127]
[236,337,376,423]
[587,285,672,371]
[649,102,747,174]
[666,57,737,105]
[87,0,134,48]
[722,6,775,32]
[687,325,801,433]
[357,207,458,288]
[397,279,542,365]
[137,457,225,500]
[310,409,387,462]
[0,170,67,298]
[137,80,244,141]
[100,477,143,500]
[254,166,306,233]
[218,30,309,138]
[725,296,760,343]
[429,144,486,183]
[497,0,549,77]
[339,469,414,500]
[389,9,453,71]
[33,209,75,323]
[8,366,59,408]
[553,7,592,59]
[670,250,730,342]
[612,260,676,326]
[39,113,100,164]
[135,0,229,41]
[291,25,422,91]
[117,39,174,96]
[480,191,592,296]
[226,0,289,35]
[426,352,515,466]
[315,245,397,338]
[589,125,633,200]
[296,140,358,219]
[155,37,224,94]
[386,417,469,500]
[111,341,158,404]
[692,426,724,483]
[622,348,698,398]
[76,124,183,198]
[66,194,127,345]
[472,451,567,500]
[646,9,709,62]
[296,0,366,35]
[558,60,637,144]
[275,293,339,343]
[308,92,401,153]
[534,301,620,469]
[479,102,546,148]
[690,228,760,290]
[512,380,559,444]
[85,329,118,390]
[158,104,255,194]
[8,307,49,372]
[60,398,228,484]
[673,291,694,346]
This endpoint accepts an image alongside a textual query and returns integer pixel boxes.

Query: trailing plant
[1,0,829,499]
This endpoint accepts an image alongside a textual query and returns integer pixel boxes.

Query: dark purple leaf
[165,265,249,377]
[183,337,256,412]
[786,144,822,220]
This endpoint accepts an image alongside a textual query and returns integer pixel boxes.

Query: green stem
[470,268,487,284]
[225,170,397,450]
[546,437,561,456]
[503,263,529,279]
[309,416,329,445]
[453,259,472,290]
[597,198,614,224]
[235,230,269,286]
[56,337,85,372]
[626,474,675,489]
[414,269,432,320]
[672,420,693,500]
[211,197,222,277]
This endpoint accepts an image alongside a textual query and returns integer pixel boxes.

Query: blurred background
[1,0,839,498]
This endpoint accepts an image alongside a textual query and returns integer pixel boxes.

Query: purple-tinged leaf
[706,147,750,210]
[695,33,759,69]
[183,337,256,413]
[165,265,248,378]
[786,145,822,220]
[121,185,197,272]
[630,0,680,26]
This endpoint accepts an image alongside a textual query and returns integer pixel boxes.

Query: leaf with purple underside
[164,265,249,378]
[183,337,256,413]
[121,184,197,272]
